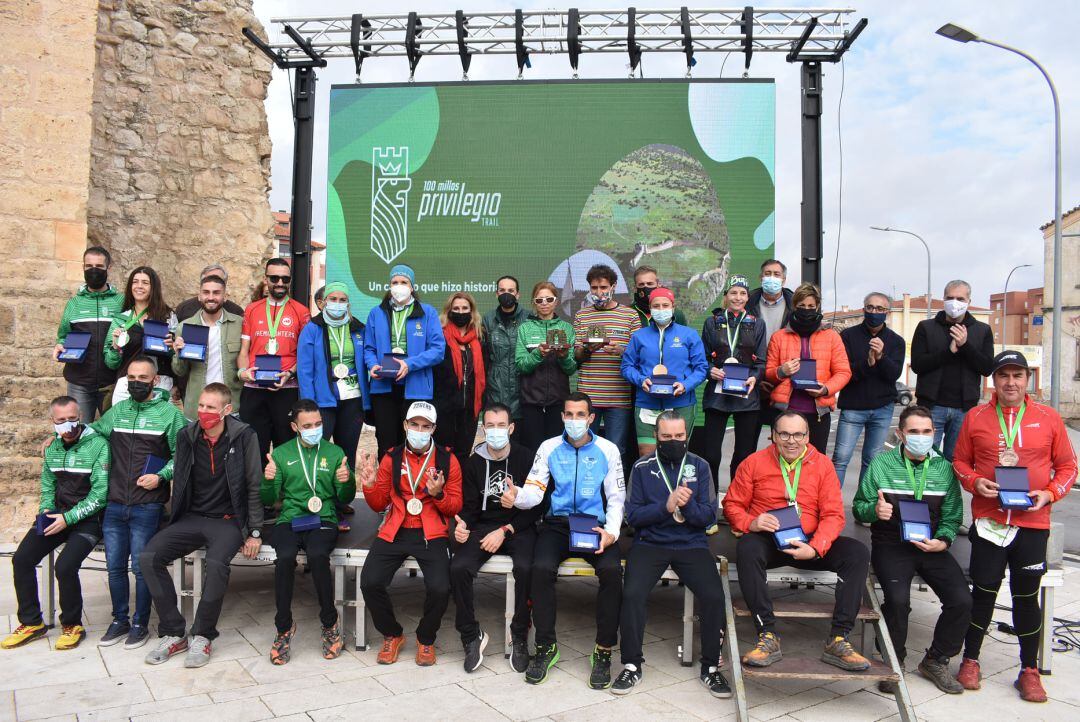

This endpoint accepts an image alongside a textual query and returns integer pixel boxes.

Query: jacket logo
[287,460,299,466]
[1025,423,1040,429]
[319,457,328,470]
[282,316,294,327]
[485,470,508,497]
[671,337,683,347]
[581,456,597,469]
[682,464,697,480]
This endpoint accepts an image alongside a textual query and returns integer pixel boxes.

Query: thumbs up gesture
[335,456,350,483]
[264,452,277,480]
[454,514,470,543]
[501,477,518,508]
[875,489,893,521]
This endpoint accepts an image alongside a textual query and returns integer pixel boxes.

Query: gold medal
[391,346,405,355]
[999,448,1020,467]
[652,364,668,375]
[406,497,424,515]
[266,338,279,355]
[725,356,739,364]
[307,496,323,513]
[333,363,350,379]
[117,330,130,348]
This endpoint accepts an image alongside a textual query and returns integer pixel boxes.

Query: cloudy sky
[253,0,1078,310]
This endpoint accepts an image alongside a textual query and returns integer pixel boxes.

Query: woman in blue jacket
[364,265,446,457]
[621,287,708,458]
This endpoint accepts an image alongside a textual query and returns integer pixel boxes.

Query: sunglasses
[534,296,556,304]
[267,275,291,284]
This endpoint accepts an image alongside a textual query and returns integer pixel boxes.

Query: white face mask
[564,419,589,441]
[943,299,968,319]
[54,420,80,436]
[390,283,413,304]
[484,427,510,450]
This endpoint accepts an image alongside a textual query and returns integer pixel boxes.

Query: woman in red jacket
[765,283,851,455]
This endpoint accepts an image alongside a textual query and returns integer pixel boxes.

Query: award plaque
[770,505,808,549]
[546,328,568,350]
[586,325,609,345]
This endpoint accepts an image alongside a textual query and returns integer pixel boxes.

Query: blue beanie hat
[389,264,415,285]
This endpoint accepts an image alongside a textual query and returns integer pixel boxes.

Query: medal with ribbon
[298,441,323,513]
[655,452,688,523]
[404,446,435,515]
[264,298,289,355]
[996,402,1025,466]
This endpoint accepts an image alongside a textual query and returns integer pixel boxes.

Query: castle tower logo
[370,147,411,264]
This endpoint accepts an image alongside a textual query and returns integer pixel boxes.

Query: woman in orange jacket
[765,283,851,454]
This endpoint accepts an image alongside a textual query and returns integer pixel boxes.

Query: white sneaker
[184,635,212,668]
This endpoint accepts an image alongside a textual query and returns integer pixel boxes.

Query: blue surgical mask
[407,428,432,450]
[54,420,79,436]
[325,301,349,324]
[864,311,887,328]
[651,308,674,326]
[564,419,589,441]
[485,427,510,450]
[904,434,934,457]
[300,427,323,446]
[761,277,783,295]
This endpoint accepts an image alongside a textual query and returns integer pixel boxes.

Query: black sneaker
[509,637,530,674]
[589,645,613,690]
[463,629,488,673]
[918,652,964,694]
[525,643,560,685]
[123,624,150,650]
[701,666,733,698]
[98,621,130,647]
[610,664,642,695]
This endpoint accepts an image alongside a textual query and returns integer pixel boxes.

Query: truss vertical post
[799,60,823,287]
[290,66,317,303]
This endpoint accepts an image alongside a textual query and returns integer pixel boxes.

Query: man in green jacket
[3,396,109,651]
[172,274,244,420]
[852,404,971,695]
[482,275,529,433]
[53,246,124,421]
[261,398,355,665]
[91,355,187,649]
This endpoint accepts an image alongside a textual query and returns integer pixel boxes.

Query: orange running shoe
[956,658,981,690]
[1014,667,1047,703]
[415,639,437,666]
[376,634,406,665]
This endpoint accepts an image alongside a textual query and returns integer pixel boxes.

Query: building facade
[1041,204,1080,421]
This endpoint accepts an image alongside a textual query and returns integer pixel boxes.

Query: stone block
[54,221,88,261]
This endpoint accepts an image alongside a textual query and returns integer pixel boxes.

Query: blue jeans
[67,381,108,423]
[103,502,163,626]
[930,405,966,461]
[591,406,632,460]
[832,405,894,486]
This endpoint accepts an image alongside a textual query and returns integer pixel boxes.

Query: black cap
[990,350,1029,375]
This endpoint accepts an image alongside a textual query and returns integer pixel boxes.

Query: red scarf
[443,323,486,416]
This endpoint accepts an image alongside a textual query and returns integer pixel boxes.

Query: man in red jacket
[359,401,463,667]
[952,351,1077,702]
[723,411,871,671]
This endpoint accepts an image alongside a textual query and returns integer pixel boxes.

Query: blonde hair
[791,282,822,307]
[440,291,483,339]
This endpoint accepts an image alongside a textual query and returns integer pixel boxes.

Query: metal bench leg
[193,554,204,613]
[43,550,57,628]
[720,559,748,722]
[1038,585,1055,674]
[355,567,367,651]
[334,562,345,637]
[681,584,694,666]
[504,571,515,658]
[865,577,915,722]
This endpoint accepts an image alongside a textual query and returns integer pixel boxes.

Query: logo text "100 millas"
[417,179,502,225]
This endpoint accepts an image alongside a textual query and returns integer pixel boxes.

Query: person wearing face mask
[951,351,1076,702]
[831,292,905,486]
[450,404,540,674]
[746,259,794,430]
[89,356,186,649]
[631,266,687,327]
[360,401,463,667]
[482,276,529,435]
[852,405,969,695]
[364,265,447,458]
[260,399,355,665]
[433,292,487,465]
[621,287,708,458]
[504,392,625,689]
[103,266,177,404]
[53,246,124,422]
[237,258,312,466]
[3,397,109,651]
[172,275,244,420]
[764,282,851,455]
[701,274,768,496]
[139,383,263,668]
[573,264,641,468]
[910,279,994,460]
[515,281,577,453]
[613,412,730,698]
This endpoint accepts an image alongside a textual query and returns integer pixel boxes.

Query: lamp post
[936,22,1062,407]
[1001,263,1033,351]
[870,226,932,319]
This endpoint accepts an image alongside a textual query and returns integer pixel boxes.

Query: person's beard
[201,300,221,314]
[269,285,288,300]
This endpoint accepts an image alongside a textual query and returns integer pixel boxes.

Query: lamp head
[936,23,979,43]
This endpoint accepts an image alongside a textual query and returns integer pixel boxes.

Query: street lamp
[937,22,1063,407]
[1001,263,1033,351]
[870,226,932,319]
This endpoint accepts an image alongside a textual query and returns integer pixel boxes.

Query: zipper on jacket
[128,405,141,505]
[573,445,579,515]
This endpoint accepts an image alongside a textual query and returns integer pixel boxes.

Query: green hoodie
[41,426,110,526]
[90,395,186,506]
[515,315,577,407]
[57,284,123,389]
[262,437,356,525]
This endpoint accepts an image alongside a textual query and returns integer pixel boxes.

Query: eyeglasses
[534,297,556,304]
[267,275,291,284]
[864,305,888,313]
[774,431,808,442]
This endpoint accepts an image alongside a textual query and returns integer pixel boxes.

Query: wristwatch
[249,528,261,539]
[501,525,514,538]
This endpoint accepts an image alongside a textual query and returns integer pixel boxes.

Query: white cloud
[254,0,1079,309]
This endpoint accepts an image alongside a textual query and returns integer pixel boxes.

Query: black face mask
[790,308,823,336]
[128,380,153,403]
[498,292,517,310]
[449,311,471,328]
[634,287,652,310]
[84,267,107,289]
[657,439,687,464]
